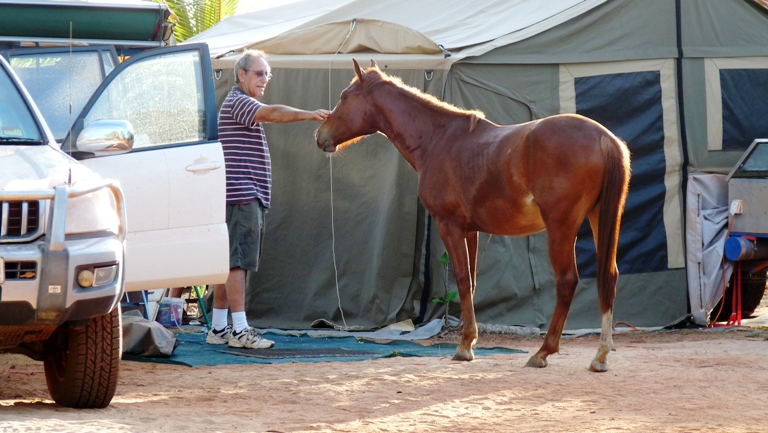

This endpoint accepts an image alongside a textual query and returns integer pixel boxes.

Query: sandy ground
[2,303,767,433]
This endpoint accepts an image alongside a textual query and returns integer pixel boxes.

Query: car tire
[43,305,122,408]
[710,269,767,322]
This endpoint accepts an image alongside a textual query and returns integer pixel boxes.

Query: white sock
[212,308,229,331]
[231,311,249,333]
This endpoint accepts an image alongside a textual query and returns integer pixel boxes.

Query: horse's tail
[595,134,631,312]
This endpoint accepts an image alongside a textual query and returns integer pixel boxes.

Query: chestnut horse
[316,60,630,372]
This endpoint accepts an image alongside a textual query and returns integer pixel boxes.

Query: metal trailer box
[728,178,768,234]
[727,139,768,236]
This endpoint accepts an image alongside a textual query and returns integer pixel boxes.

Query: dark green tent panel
[0,0,171,47]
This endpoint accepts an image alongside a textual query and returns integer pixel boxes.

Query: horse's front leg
[436,222,476,361]
[467,232,479,297]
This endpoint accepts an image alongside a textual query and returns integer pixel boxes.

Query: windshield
[9,51,110,142]
[0,65,43,144]
[731,141,768,178]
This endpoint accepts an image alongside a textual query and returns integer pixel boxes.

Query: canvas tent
[187,0,768,330]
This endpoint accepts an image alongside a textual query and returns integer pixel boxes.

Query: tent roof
[187,0,355,57]
[257,19,443,55]
[188,0,607,62]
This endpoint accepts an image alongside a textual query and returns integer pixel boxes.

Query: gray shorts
[226,201,266,272]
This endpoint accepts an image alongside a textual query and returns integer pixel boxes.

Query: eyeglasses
[243,69,273,80]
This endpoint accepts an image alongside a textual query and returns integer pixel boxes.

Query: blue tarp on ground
[122,331,526,367]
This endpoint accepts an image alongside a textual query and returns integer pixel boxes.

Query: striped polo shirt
[218,86,272,207]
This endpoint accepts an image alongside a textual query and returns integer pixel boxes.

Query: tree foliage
[154,0,239,43]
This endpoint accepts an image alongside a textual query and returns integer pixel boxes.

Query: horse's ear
[353,58,365,82]
[370,59,379,69]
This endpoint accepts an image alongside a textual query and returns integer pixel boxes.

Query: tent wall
[683,56,768,172]
[441,58,689,329]
[197,0,768,331]
[681,0,768,58]
[563,59,684,273]
[681,0,768,173]
[435,0,768,328]
[466,0,678,65]
[569,60,687,327]
[685,173,733,326]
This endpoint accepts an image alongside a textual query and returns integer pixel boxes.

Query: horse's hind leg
[586,261,617,372]
[525,229,580,369]
[589,302,615,372]
[587,213,617,373]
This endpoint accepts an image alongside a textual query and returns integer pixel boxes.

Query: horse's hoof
[588,360,609,372]
[452,348,474,361]
[525,356,547,368]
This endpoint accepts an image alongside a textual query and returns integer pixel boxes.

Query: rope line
[326,18,358,331]
[612,321,639,332]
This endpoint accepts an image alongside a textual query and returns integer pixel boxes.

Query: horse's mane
[362,68,486,133]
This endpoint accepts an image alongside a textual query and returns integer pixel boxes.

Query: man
[206,49,330,349]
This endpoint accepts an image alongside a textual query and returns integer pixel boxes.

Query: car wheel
[43,305,122,408]
[710,269,767,322]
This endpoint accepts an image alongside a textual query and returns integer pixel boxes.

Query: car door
[63,43,228,291]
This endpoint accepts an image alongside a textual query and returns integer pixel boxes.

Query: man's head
[235,49,272,99]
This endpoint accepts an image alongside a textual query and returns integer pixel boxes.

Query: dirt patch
[2,319,767,433]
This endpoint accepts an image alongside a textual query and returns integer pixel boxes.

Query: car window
[83,50,206,150]
[0,66,42,143]
[9,51,105,142]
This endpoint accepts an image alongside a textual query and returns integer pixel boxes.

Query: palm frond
[152,0,239,43]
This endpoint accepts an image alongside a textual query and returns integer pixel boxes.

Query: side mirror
[75,119,134,156]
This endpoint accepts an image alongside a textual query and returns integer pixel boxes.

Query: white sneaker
[206,325,233,345]
[228,327,275,349]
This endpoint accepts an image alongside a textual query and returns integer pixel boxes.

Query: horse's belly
[468,200,545,236]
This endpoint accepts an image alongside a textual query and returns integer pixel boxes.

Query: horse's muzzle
[315,128,337,153]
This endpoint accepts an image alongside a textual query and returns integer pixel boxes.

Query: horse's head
[316,59,381,153]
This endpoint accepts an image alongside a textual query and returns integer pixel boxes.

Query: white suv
[0,42,227,408]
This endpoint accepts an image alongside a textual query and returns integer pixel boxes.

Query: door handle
[185,161,221,174]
